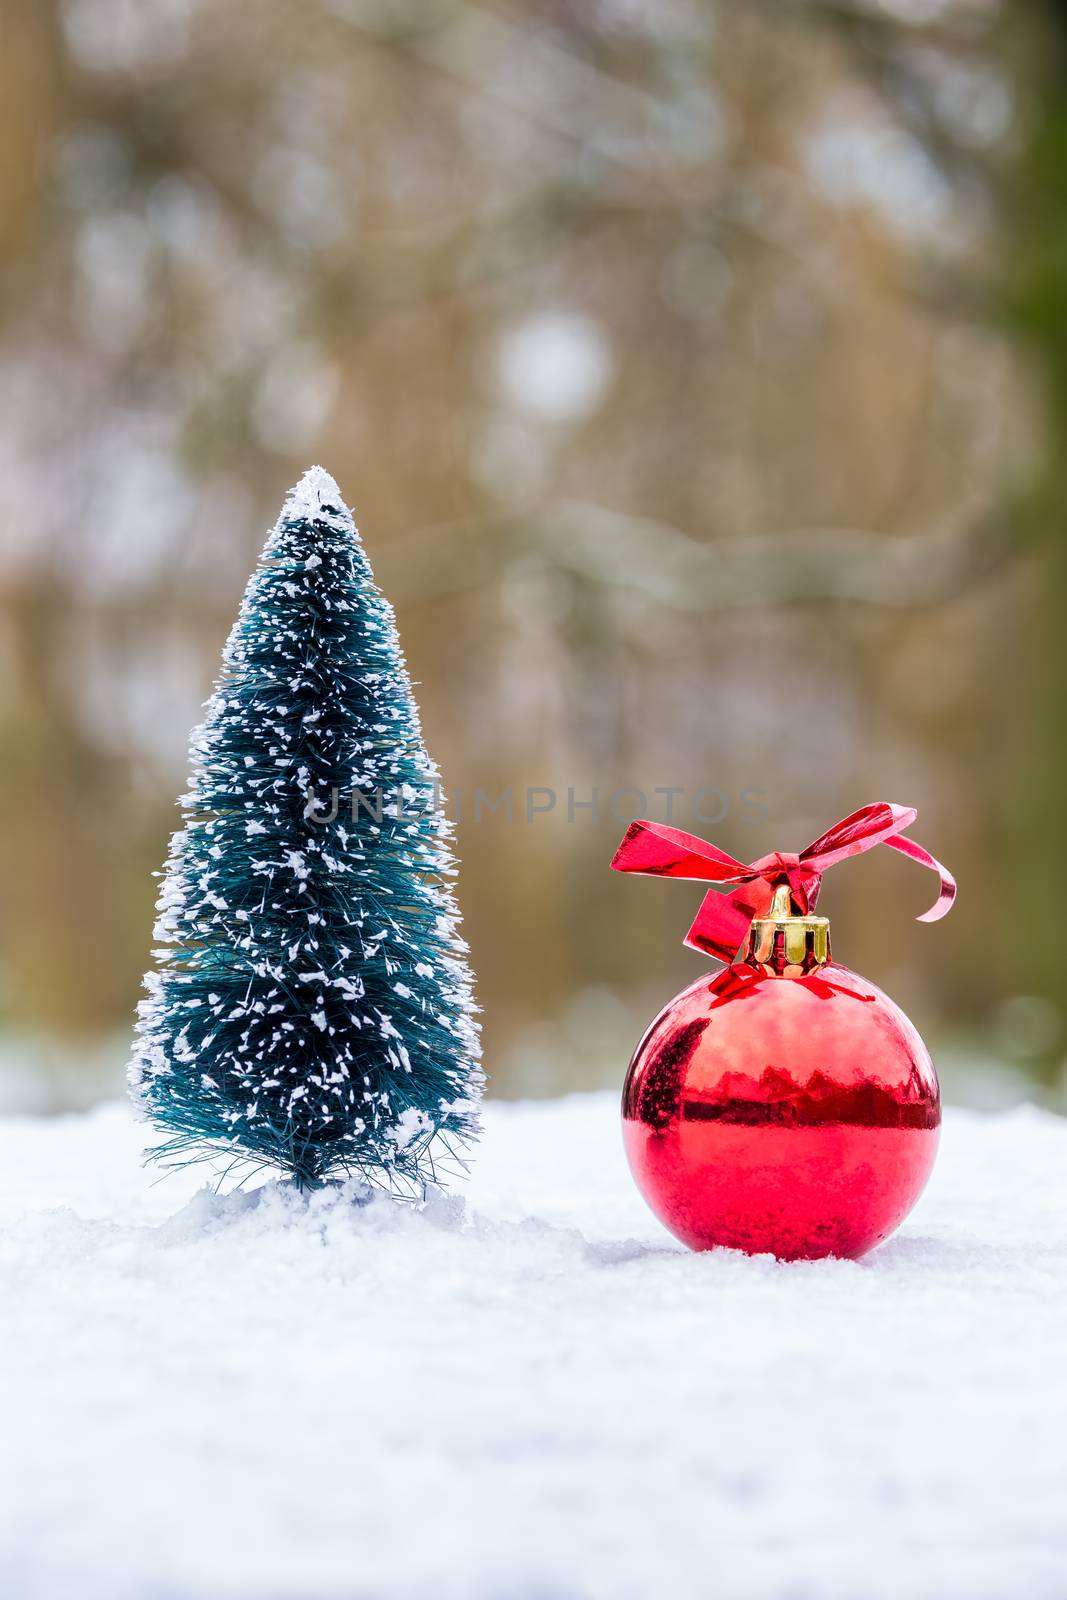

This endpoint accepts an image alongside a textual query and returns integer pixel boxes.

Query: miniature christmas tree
[130,467,481,1189]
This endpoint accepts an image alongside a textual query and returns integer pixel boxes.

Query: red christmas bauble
[622,957,940,1261]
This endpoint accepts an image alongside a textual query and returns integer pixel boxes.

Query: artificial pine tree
[130,467,481,1188]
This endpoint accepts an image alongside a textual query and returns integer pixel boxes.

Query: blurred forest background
[1,0,1065,1112]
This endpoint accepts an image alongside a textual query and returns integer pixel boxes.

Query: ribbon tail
[684,883,766,962]
[884,833,957,921]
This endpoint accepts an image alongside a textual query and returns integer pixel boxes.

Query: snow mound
[1,1095,1065,1600]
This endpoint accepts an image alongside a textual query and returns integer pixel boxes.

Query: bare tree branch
[377,498,1027,610]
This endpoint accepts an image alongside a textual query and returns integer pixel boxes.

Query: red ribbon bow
[611,802,955,963]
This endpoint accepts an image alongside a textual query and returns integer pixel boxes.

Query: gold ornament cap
[744,882,830,974]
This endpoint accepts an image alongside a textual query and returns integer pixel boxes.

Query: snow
[1,1094,1065,1600]
[282,462,346,523]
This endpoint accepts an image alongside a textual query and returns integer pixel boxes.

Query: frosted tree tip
[284,465,351,526]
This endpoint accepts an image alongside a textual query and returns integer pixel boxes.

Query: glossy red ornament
[622,957,940,1260]
[612,804,954,1261]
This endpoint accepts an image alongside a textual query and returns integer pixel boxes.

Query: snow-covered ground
[1,1095,1065,1600]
